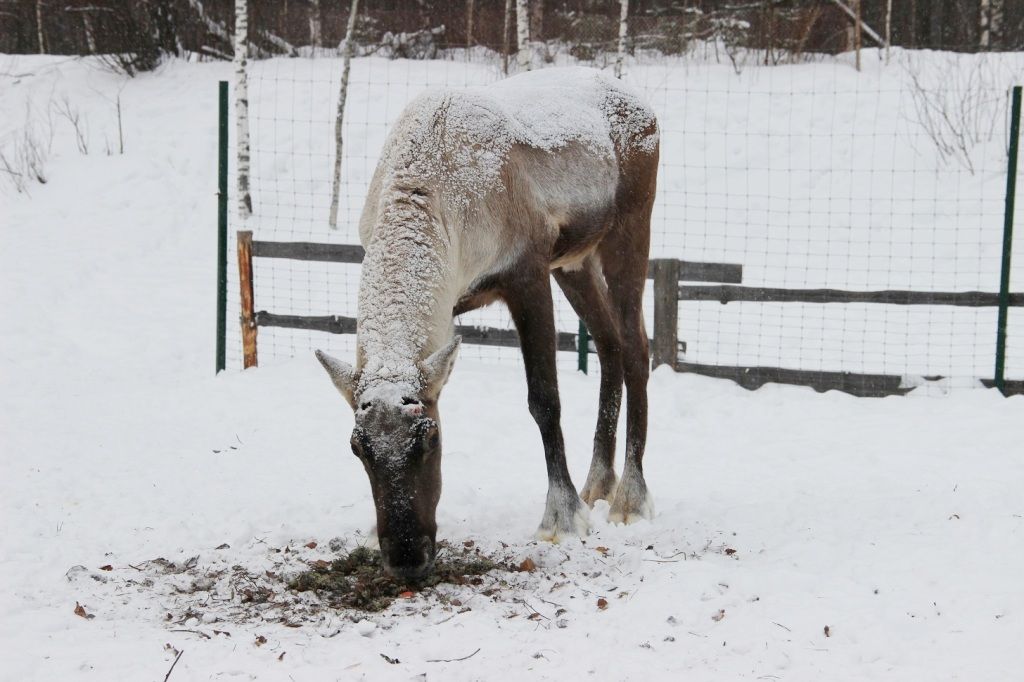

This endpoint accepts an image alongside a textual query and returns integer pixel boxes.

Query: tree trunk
[309,0,322,52]
[854,0,861,71]
[81,11,97,54]
[516,0,530,70]
[235,0,252,218]
[954,0,977,48]
[929,0,944,49]
[466,0,475,47]
[35,0,46,54]
[908,0,917,47]
[529,0,543,43]
[328,0,360,230]
[615,0,628,78]
[502,0,513,73]
[885,0,892,62]
[990,0,1004,49]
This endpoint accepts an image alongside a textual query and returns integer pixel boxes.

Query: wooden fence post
[651,258,680,369]
[237,230,258,368]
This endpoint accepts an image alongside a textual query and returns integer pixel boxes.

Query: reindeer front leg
[503,264,589,542]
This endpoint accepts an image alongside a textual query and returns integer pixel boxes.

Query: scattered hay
[289,543,508,612]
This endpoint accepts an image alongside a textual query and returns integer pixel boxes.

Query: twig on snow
[427,647,481,663]
[514,598,549,620]
[171,629,211,639]
[163,649,184,682]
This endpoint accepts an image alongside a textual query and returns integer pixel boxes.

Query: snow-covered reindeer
[316,67,659,580]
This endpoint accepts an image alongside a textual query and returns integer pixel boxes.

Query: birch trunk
[466,0,474,47]
[854,0,861,71]
[980,0,991,48]
[235,0,252,218]
[35,0,45,54]
[328,0,360,230]
[516,0,530,71]
[884,0,892,63]
[982,0,1003,49]
[615,0,629,78]
[309,0,322,53]
[991,0,1003,48]
[82,12,96,54]
[502,0,513,74]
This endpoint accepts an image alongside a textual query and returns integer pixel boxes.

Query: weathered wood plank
[253,313,583,353]
[256,312,358,334]
[237,231,258,368]
[980,378,1024,396]
[675,361,912,397]
[679,285,1024,307]
[251,241,741,283]
[646,260,743,283]
[651,259,680,369]
[252,240,365,264]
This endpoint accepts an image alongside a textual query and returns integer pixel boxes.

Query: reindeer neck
[355,192,453,393]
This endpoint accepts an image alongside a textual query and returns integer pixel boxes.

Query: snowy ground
[2,54,1024,681]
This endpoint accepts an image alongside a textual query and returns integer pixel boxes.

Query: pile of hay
[289,542,508,612]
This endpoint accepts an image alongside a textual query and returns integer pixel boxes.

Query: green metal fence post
[577,319,589,374]
[995,85,1021,394]
[216,81,229,374]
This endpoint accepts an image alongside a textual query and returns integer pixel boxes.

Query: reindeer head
[315,337,461,581]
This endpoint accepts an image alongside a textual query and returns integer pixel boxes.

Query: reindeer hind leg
[553,258,623,507]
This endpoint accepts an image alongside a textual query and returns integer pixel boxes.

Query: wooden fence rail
[236,233,731,369]
[237,234,1020,396]
[679,285,1024,307]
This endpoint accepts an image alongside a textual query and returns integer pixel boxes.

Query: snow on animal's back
[377,67,659,205]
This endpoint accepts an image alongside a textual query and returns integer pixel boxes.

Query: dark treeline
[1,1,1021,68]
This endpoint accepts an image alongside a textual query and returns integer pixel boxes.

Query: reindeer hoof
[608,470,653,524]
[580,468,618,507]
[535,487,589,542]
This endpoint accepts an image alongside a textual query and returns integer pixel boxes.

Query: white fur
[580,462,618,507]
[607,464,654,525]
[535,484,590,542]
[353,67,658,397]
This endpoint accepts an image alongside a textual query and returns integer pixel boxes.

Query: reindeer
[315,66,659,580]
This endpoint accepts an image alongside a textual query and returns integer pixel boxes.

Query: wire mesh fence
[225,3,1024,394]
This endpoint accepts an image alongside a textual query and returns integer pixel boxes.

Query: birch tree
[309,0,322,52]
[516,0,530,71]
[615,0,629,78]
[980,0,1003,49]
[36,0,46,54]
[502,0,512,73]
[235,0,252,218]
[328,0,360,230]
[885,0,891,63]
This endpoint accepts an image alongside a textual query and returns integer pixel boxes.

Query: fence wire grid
[226,37,1024,394]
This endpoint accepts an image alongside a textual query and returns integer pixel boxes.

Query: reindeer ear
[418,336,461,399]
[315,350,359,408]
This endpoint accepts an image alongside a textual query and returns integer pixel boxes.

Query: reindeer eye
[350,435,364,459]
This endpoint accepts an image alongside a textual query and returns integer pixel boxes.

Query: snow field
[1,53,1023,681]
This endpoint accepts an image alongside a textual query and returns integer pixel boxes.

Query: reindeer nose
[380,536,435,581]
